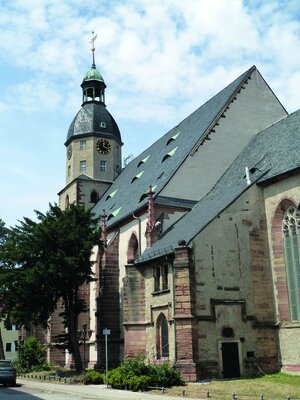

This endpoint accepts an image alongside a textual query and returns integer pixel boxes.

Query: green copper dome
[82,66,105,83]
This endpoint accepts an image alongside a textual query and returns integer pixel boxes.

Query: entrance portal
[221,342,241,378]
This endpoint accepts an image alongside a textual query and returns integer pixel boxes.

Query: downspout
[132,213,141,256]
[172,260,177,366]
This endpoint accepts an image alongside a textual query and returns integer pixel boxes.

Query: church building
[53,46,300,381]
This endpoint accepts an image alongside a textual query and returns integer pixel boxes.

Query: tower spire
[89,31,98,68]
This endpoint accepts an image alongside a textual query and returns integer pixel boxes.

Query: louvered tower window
[283,206,300,321]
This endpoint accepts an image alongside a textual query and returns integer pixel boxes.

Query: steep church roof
[137,108,300,263]
[93,66,257,225]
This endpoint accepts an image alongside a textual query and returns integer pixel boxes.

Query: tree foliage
[0,218,8,359]
[14,336,48,373]
[0,204,101,371]
[108,356,184,390]
[0,218,8,245]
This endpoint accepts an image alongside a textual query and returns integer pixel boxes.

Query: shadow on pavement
[0,383,45,399]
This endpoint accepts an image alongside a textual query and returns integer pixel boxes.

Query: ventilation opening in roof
[106,189,118,201]
[162,146,178,162]
[166,131,180,145]
[137,155,150,168]
[131,171,144,183]
[107,206,122,221]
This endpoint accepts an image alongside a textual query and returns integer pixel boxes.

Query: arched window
[156,314,169,359]
[127,233,139,262]
[283,206,300,321]
[90,190,99,204]
[65,195,70,209]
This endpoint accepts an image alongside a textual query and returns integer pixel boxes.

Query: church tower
[59,38,122,210]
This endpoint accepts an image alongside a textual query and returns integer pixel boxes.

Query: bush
[108,356,184,390]
[14,336,48,373]
[83,369,104,385]
[153,362,185,387]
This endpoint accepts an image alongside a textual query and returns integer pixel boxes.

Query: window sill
[152,289,170,296]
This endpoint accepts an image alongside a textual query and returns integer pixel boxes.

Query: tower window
[80,160,87,172]
[90,190,99,204]
[67,165,71,177]
[100,160,107,172]
[80,140,86,150]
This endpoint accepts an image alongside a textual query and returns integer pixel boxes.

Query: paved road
[0,378,194,400]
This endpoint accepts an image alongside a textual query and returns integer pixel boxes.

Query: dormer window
[100,121,106,129]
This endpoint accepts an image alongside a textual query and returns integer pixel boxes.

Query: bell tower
[58,35,123,210]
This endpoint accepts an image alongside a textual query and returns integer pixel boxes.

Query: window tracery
[283,206,300,321]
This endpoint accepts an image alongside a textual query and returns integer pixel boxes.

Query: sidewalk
[17,378,196,400]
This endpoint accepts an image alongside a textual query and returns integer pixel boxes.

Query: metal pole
[83,337,86,372]
[105,333,108,387]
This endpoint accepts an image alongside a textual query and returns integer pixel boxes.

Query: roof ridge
[190,65,256,155]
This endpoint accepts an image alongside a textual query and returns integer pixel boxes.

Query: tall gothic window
[283,206,300,321]
[154,265,169,292]
[156,314,169,359]
[127,233,139,262]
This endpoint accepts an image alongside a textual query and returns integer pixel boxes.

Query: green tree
[0,218,8,245]
[14,336,47,373]
[0,218,8,360]
[0,204,101,371]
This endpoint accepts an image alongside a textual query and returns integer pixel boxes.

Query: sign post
[103,328,111,387]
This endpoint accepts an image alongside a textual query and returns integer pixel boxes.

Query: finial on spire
[89,31,98,68]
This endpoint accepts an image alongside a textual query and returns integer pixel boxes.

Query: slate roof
[66,102,122,146]
[93,66,257,226]
[136,108,300,263]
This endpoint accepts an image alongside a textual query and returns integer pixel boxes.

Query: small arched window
[90,190,99,204]
[127,233,139,262]
[283,206,300,321]
[65,195,70,209]
[156,314,169,359]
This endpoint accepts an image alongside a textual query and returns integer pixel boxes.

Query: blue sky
[1,0,300,227]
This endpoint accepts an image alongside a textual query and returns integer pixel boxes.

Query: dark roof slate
[93,66,256,225]
[137,108,300,263]
[66,102,122,145]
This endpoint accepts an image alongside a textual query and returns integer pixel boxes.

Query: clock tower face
[96,139,111,154]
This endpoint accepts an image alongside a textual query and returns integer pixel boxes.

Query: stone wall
[263,173,300,373]
[96,233,121,369]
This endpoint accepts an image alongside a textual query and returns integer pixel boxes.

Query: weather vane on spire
[89,31,98,67]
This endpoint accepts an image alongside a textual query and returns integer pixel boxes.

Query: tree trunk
[0,327,5,359]
[67,305,83,373]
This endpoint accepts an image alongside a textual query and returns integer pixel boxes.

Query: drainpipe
[132,213,141,256]
[172,259,177,365]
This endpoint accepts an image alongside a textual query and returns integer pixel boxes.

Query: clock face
[67,145,72,160]
[96,139,111,154]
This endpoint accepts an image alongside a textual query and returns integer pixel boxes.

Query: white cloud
[1,0,300,120]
